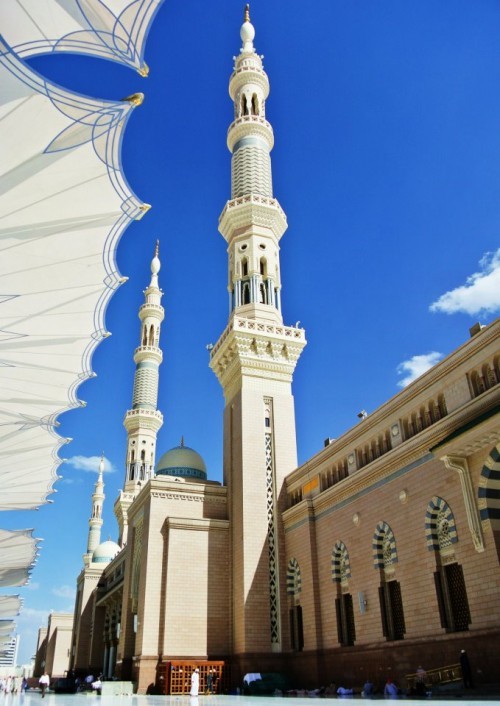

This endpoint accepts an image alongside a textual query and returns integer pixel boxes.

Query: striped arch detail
[331,540,351,582]
[286,558,302,596]
[425,496,458,551]
[372,521,397,569]
[478,444,500,530]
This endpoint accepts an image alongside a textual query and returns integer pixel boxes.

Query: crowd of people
[0,676,28,695]
[281,651,474,699]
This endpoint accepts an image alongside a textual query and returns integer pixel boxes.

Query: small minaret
[210,7,306,656]
[115,243,164,545]
[84,455,105,566]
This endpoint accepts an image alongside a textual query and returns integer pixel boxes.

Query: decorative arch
[372,521,397,569]
[331,540,351,582]
[425,496,458,551]
[479,443,500,528]
[286,557,301,596]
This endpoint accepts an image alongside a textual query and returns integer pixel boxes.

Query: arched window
[426,498,470,633]
[479,443,500,560]
[259,283,267,304]
[286,558,303,651]
[373,522,405,641]
[331,540,351,583]
[242,258,248,277]
[142,326,147,346]
[251,93,259,115]
[332,541,355,646]
[260,257,267,276]
[242,282,250,305]
[148,325,154,346]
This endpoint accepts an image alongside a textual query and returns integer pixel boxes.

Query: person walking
[39,672,50,698]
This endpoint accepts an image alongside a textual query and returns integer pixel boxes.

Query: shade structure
[0,530,39,587]
[0,596,22,619]
[0,0,163,73]
[0,0,162,655]
[0,40,149,511]
[0,620,16,635]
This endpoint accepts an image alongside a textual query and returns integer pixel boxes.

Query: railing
[406,663,462,690]
[219,193,285,223]
[211,316,305,359]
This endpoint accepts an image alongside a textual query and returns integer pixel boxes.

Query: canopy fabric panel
[0,41,148,511]
[0,529,39,587]
[0,0,164,73]
[0,620,16,635]
[0,596,22,619]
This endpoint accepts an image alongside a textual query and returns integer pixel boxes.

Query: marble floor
[1,694,499,706]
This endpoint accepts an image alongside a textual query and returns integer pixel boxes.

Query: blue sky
[4,1,500,665]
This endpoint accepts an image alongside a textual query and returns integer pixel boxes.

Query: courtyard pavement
[2,692,500,706]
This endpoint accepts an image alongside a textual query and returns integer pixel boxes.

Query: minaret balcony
[133,345,163,364]
[123,407,163,433]
[229,66,269,100]
[219,194,287,242]
[209,316,307,391]
[139,302,164,320]
[227,116,274,152]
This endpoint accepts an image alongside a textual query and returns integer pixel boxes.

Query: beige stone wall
[72,568,102,671]
[224,376,300,656]
[282,321,500,686]
[44,613,73,677]
[120,478,229,693]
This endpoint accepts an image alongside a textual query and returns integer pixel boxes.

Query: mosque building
[69,7,500,695]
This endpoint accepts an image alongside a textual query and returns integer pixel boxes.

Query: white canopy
[0,41,148,511]
[0,6,160,659]
[0,596,22,618]
[0,0,163,73]
[0,620,16,635]
[0,530,39,587]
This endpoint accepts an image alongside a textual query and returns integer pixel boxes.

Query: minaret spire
[210,10,306,657]
[217,5,288,323]
[84,455,105,566]
[116,243,164,545]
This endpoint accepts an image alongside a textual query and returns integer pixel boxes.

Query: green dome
[156,442,207,481]
[92,540,120,564]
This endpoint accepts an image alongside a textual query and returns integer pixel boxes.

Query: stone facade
[35,613,73,678]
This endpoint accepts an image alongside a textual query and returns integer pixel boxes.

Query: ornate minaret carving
[84,455,105,566]
[115,243,164,545]
[210,7,306,656]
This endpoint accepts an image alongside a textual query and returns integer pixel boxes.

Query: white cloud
[397,352,443,388]
[52,585,76,600]
[25,582,39,591]
[63,455,115,473]
[430,249,500,316]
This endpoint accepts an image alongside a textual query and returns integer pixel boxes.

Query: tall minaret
[210,7,306,657]
[84,455,105,566]
[115,243,164,545]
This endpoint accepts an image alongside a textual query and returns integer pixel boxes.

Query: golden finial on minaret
[244,4,250,22]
